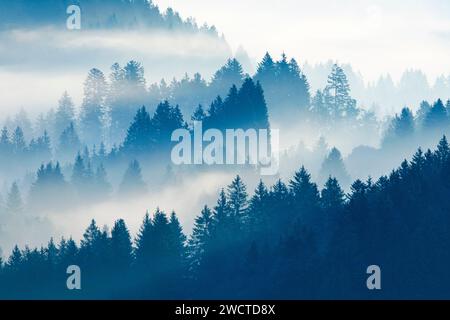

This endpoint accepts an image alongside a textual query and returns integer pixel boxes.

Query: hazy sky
[154,0,450,83]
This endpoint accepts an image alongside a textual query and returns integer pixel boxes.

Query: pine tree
[80,68,107,145]
[7,245,22,271]
[167,211,187,287]
[119,160,147,196]
[122,106,153,154]
[0,126,10,151]
[45,238,58,266]
[168,212,186,259]
[255,52,275,84]
[318,147,351,188]
[424,99,448,132]
[11,127,26,154]
[192,104,206,122]
[187,206,213,275]
[54,91,76,138]
[57,123,81,161]
[325,64,357,119]
[383,107,415,147]
[94,163,112,198]
[289,166,320,225]
[311,90,328,120]
[247,180,269,236]
[6,182,23,214]
[13,109,33,142]
[151,101,185,149]
[111,219,133,269]
[320,177,345,211]
[227,175,248,220]
[135,212,153,268]
[71,153,86,190]
[213,189,229,227]
[210,58,245,97]
[416,100,431,128]
[79,219,103,269]
[436,135,450,164]
[109,61,148,143]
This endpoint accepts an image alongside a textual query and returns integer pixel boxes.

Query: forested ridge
[1,136,450,299]
[0,0,219,34]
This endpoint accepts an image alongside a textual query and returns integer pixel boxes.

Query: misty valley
[0,0,449,301]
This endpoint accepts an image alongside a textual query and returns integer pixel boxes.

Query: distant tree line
[0,0,219,35]
[1,136,450,299]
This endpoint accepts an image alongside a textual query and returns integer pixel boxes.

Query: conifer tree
[227,175,248,220]
[6,182,23,214]
[111,219,133,269]
[325,64,357,119]
[318,147,351,188]
[119,160,147,196]
[54,91,76,138]
[80,68,107,145]
[122,106,153,154]
[11,127,26,154]
[188,206,213,275]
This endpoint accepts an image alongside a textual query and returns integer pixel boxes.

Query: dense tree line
[383,99,450,150]
[1,136,450,299]
[1,55,384,164]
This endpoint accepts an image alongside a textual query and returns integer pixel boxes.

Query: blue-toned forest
[0,0,450,299]
[1,136,450,299]
[0,52,449,298]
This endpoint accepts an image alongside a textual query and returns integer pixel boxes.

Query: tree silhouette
[119,160,147,196]
[80,68,107,145]
[6,182,23,214]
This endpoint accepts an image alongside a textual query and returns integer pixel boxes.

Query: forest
[1,135,450,299]
[0,44,449,298]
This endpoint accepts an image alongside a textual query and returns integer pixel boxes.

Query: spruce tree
[188,206,213,275]
[122,106,153,154]
[54,91,76,138]
[11,127,26,154]
[6,182,23,214]
[111,219,133,269]
[318,147,351,188]
[119,160,147,196]
[79,68,107,145]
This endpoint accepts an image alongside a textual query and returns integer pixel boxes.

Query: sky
[154,0,450,83]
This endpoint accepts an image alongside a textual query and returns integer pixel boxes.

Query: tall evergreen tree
[325,64,357,119]
[187,206,213,275]
[11,127,26,154]
[54,91,76,139]
[80,68,107,145]
[119,160,147,196]
[227,175,248,221]
[111,219,133,270]
[289,166,320,226]
[210,58,245,97]
[6,182,23,214]
[424,99,448,133]
[318,147,351,188]
[94,163,112,198]
[57,123,81,161]
[122,106,153,154]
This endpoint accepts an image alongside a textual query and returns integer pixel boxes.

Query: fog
[0,27,231,115]
[155,0,450,82]
[0,0,449,266]
[0,170,236,256]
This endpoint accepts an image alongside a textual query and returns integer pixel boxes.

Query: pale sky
[154,0,450,83]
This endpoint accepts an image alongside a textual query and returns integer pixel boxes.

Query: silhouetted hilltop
[0,0,218,35]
